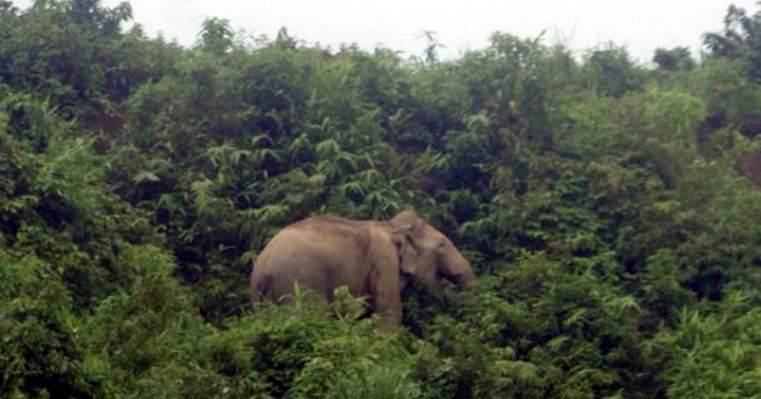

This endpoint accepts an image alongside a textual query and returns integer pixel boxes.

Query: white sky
[12,0,761,62]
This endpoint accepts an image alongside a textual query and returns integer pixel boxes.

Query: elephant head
[390,210,475,290]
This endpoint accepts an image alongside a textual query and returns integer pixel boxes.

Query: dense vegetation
[2,0,761,397]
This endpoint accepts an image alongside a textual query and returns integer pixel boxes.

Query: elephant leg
[368,268,403,331]
[250,273,271,310]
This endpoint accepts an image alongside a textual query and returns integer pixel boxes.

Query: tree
[653,47,695,71]
[583,45,643,97]
[199,17,234,55]
[704,4,761,81]
[3,1,761,397]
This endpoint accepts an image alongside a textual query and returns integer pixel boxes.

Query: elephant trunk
[453,265,475,288]
[442,254,475,289]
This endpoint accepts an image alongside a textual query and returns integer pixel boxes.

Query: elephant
[249,210,475,329]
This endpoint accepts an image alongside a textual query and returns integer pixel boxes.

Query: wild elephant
[250,210,475,329]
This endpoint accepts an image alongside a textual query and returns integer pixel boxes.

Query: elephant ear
[392,224,418,275]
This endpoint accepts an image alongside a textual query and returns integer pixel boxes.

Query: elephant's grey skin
[250,210,475,329]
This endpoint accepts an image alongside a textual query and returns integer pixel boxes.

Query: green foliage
[199,17,234,55]
[0,252,99,398]
[75,244,226,397]
[705,4,761,82]
[649,293,761,398]
[583,45,644,98]
[653,47,695,71]
[3,1,761,397]
[199,292,426,398]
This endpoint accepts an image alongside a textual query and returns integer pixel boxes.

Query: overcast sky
[12,0,761,62]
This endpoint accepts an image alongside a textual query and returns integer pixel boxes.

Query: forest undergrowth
[2,1,761,397]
